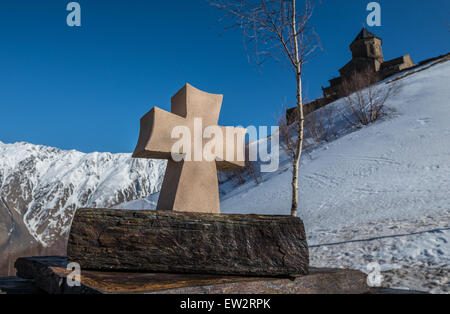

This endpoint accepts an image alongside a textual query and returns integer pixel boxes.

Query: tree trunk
[290,0,305,217]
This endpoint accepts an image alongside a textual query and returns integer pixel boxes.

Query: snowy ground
[221,59,450,293]
[308,211,450,293]
[116,58,450,293]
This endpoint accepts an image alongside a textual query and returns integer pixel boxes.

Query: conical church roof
[351,27,381,45]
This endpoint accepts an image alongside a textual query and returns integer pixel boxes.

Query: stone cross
[133,84,246,214]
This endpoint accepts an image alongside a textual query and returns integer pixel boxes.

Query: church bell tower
[350,27,384,63]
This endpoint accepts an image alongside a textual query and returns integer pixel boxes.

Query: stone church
[287,28,415,123]
[322,27,415,98]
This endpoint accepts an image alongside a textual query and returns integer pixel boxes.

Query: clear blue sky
[0,0,449,153]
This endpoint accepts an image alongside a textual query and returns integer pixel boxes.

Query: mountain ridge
[0,141,166,275]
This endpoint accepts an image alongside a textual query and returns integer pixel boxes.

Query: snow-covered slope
[0,142,166,251]
[120,58,450,228]
[116,57,450,292]
[224,58,450,292]
[222,59,450,228]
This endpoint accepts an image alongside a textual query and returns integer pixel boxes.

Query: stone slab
[67,209,309,277]
[15,256,372,294]
[0,276,44,294]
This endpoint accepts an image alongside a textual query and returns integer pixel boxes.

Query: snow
[114,193,159,210]
[221,60,450,227]
[116,58,450,293]
[0,142,166,246]
[308,212,450,293]
[2,57,447,292]
[222,59,450,292]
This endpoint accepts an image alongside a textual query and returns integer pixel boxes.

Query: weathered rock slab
[67,209,309,277]
[15,257,373,294]
[0,276,44,294]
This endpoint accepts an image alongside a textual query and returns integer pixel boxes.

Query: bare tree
[220,159,262,186]
[210,0,319,217]
[304,106,336,143]
[338,68,401,128]
[218,144,262,187]
[278,111,299,159]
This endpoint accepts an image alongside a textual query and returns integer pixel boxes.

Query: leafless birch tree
[210,0,319,216]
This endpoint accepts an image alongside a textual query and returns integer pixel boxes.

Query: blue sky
[0,0,449,153]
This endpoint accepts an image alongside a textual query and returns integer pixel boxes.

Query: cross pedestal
[13,256,374,294]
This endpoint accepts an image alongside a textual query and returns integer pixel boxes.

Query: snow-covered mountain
[0,142,166,275]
